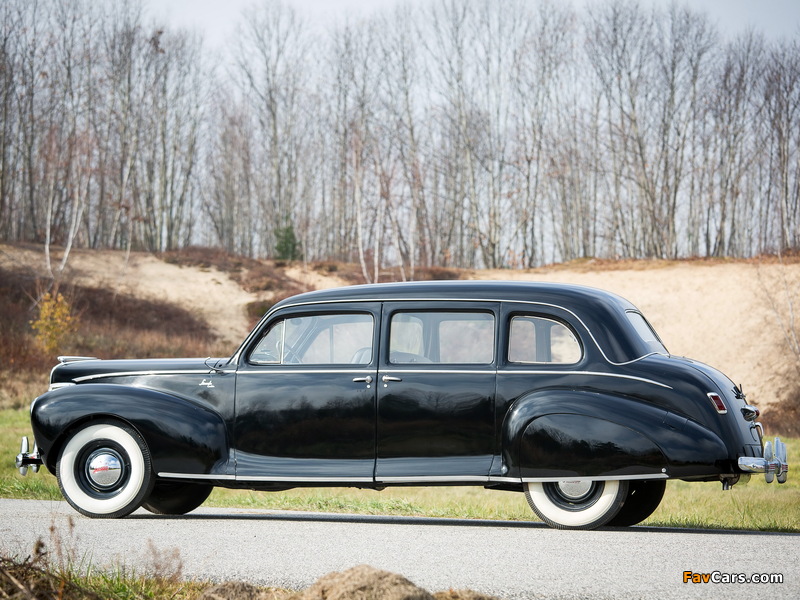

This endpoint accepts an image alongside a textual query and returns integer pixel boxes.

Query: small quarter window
[509,316,581,364]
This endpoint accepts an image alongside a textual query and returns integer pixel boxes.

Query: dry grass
[0,518,213,600]
[0,265,227,383]
[1,541,491,600]
[291,564,499,600]
[0,554,498,600]
[0,371,47,411]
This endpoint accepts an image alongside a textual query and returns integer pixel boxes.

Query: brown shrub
[199,581,291,600]
[73,285,212,337]
[240,263,281,293]
[291,565,433,600]
[160,246,259,274]
[0,556,102,600]
[433,592,499,600]
[761,391,800,437]
[414,266,463,281]
[312,261,339,273]
[0,265,223,369]
[288,565,501,600]
[245,289,307,328]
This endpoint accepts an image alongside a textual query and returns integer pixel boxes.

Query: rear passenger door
[375,302,498,482]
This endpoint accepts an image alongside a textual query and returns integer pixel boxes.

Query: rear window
[627,312,668,354]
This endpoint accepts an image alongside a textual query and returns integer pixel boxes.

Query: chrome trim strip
[498,370,673,390]
[158,472,667,484]
[57,356,98,364]
[240,368,669,390]
[74,369,211,383]
[487,476,522,484]
[244,369,496,375]
[382,369,495,375]
[48,382,76,391]
[377,475,489,483]
[234,475,375,483]
[158,472,236,480]
[240,369,376,376]
[521,473,669,483]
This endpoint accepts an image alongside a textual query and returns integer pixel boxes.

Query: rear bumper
[738,436,788,483]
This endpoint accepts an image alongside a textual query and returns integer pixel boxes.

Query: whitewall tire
[525,479,628,530]
[56,421,153,518]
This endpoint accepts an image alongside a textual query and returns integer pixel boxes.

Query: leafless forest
[1,0,799,280]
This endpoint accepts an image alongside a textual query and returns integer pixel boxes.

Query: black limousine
[16,281,788,529]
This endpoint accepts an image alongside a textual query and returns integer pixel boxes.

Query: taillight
[707,392,727,414]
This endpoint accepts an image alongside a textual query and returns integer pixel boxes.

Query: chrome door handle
[381,375,402,383]
[352,376,373,384]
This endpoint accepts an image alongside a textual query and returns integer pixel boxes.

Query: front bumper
[738,436,789,483]
[15,436,42,476]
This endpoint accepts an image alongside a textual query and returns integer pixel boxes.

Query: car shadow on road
[127,509,799,536]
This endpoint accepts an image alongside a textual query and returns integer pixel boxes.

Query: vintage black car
[16,281,788,529]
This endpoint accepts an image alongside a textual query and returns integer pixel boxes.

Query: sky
[149,0,800,51]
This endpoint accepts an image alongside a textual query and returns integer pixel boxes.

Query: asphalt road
[0,499,797,599]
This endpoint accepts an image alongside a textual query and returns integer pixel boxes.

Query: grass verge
[3,408,798,532]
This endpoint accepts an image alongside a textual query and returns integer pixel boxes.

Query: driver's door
[234,303,380,482]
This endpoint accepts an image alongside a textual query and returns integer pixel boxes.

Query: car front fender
[32,384,230,477]
[502,390,730,480]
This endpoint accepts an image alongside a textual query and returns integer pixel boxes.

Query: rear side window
[508,316,582,364]
[390,312,495,364]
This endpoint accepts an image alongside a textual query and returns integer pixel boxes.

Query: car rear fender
[32,384,229,476]
[502,389,730,480]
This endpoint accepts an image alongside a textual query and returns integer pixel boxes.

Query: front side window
[250,313,374,365]
[508,316,582,364]
[389,311,495,364]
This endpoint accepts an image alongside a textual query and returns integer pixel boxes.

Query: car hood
[50,357,229,387]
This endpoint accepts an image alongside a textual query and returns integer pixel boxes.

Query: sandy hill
[2,244,798,434]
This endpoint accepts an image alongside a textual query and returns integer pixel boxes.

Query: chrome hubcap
[85,450,124,488]
[557,480,594,501]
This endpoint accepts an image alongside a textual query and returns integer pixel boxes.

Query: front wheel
[525,480,628,530]
[56,421,153,518]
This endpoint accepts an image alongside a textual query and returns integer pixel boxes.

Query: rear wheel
[56,421,153,518]
[525,480,628,530]
[607,479,666,527]
[142,481,213,515]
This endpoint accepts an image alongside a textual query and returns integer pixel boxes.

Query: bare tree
[762,38,800,253]
[233,0,310,258]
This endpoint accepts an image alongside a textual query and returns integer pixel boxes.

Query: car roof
[263,280,657,364]
[274,279,633,307]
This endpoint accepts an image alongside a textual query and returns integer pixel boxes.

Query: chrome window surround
[231,296,668,368]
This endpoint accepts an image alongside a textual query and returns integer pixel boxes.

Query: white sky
[149,0,800,51]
